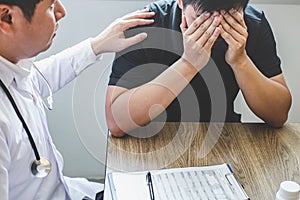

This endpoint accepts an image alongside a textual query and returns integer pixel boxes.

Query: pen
[225,164,250,200]
[146,172,155,200]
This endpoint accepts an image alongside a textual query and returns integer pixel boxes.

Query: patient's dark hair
[0,0,42,22]
[182,0,249,12]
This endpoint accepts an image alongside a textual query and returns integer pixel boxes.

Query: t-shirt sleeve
[108,0,181,89]
[108,1,158,89]
[108,47,150,89]
[108,47,175,89]
[250,11,282,78]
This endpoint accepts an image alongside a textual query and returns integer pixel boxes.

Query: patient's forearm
[233,56,291,127]
[108,58,198,136]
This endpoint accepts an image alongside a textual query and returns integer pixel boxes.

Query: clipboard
[107,163,250,200]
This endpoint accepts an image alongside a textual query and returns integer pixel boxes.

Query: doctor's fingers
[120,18,155,31]
[121,8,155,20]
[184,12,211,35]
[122,32,149,49]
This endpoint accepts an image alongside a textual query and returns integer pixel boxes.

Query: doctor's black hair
[0,0,42,22]
[182,0,249,13]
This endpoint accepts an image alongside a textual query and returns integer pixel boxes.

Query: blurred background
[36,0,300,181]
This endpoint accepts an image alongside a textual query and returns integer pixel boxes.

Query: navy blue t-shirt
[108,0,282,122]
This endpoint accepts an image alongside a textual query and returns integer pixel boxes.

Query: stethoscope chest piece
[31,157,51,178]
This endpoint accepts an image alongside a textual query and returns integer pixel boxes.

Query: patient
[105,0,292,137]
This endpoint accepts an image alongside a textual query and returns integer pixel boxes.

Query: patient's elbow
[107,120,126,137]
[268,114,288,128]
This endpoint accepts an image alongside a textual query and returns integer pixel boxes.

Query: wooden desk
[104,123,300,199]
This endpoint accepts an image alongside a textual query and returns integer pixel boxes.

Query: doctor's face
[14,0,66,60]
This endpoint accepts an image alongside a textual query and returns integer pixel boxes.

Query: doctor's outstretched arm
[35,9,155,97]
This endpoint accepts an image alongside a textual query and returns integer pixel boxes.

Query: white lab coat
[0,39,103,200]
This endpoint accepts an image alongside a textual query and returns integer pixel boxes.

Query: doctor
[0,0,154,199]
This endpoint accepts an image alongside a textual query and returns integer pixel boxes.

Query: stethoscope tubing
[0,79,41,161]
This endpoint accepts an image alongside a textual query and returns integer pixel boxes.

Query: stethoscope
[0,64,53,178]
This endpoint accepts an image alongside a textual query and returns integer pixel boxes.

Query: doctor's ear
[0,6,13,33]
[0,7,12,23]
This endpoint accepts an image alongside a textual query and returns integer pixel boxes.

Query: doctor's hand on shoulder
[91,9,155,55]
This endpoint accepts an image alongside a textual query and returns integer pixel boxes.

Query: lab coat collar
[0,56,34,88]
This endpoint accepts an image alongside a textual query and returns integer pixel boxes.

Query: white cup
[276,181,300,200]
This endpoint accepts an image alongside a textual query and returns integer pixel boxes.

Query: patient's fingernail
[230,8,236,14]
[213,11,219,16]
[204,12,210,17]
